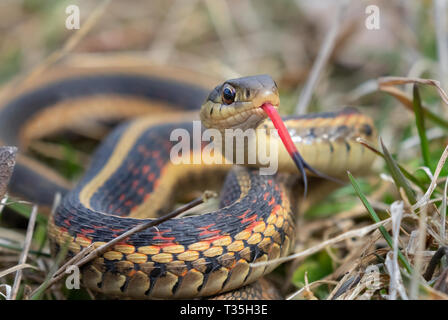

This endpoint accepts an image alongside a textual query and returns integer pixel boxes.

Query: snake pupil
[222,86,236,104]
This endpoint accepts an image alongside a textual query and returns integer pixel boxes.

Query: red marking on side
[164,142,172,151]
[197,224,220,237]
[142,165,150,174]
[268,197,275,206]
[153,178,160,190]
[345,113,355,118]
[237,210,257,224]
[81,228,95,234]
[147,173,155,182]
[76,234,92,242]
[119,194,125,201]
[132,180,139,188]
[241,214,257,224]
[153,230,175,242]
[237,209,251,220]
[202,235,225,243]
[179,269,188,277]
[155,242,177,248]
[125,200,133,206]
[198,223,215,230]
[244,220,261,232]
[114,242,132,247]
[272,204,281,215]
[263,192,269,201]
[199,229,220,237]
[138,188,145,195]
[64,219,71,227]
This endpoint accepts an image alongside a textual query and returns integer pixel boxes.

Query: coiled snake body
[0,67,377,299]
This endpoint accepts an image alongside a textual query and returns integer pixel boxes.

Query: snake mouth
[208,102,279,130]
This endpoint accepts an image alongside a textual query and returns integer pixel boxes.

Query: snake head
[200,74,280,131]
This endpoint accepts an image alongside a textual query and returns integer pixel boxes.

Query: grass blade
[412,85,431,170]
[379,85,448,129]
[0,264,37,278]
[357,138,428,192]
[348,172,413,274]
[381,139,417,205]
[30,240,70,300]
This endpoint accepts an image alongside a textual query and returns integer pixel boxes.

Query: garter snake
[0,66,377,299]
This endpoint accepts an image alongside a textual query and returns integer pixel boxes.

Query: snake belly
[0,69,377,299]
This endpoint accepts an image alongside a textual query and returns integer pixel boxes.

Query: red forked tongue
[261,103,341,197]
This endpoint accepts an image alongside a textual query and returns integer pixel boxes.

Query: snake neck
[203,108,377,178]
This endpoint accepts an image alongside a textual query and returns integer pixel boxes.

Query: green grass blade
[30,240,70,300]
[420,102,448,129]
[412,85,431,170]
[358,139,428,192]
[0,242,51,257]
[348,172,413,274]
[7,200,48,225]
[381,139,417,205]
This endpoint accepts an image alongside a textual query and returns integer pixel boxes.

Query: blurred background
[0,0,446,154]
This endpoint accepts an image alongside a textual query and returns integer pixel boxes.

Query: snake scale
[0,66,377,299]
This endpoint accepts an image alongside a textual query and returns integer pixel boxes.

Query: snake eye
[222,86,236,105]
